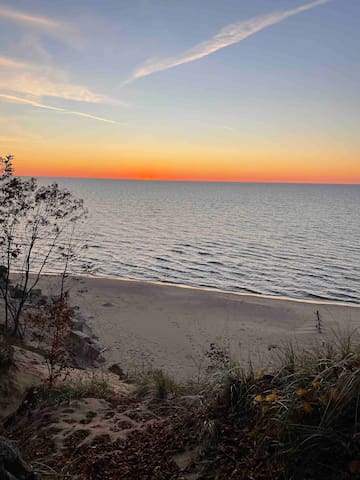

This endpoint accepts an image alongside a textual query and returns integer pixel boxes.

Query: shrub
[203,331,360,479]
[25,294,73,388]
[0,154,86,336]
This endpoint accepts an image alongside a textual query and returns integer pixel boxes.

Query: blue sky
[0,0,359,181]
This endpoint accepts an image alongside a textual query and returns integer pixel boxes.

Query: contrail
[131,0,331,81]
[0,93,125,125]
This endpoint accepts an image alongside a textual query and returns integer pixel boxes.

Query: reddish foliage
[26,293,73,388]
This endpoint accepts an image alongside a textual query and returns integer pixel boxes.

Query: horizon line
[17,173,360,185]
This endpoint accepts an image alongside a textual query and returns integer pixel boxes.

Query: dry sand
[37,275,360,379]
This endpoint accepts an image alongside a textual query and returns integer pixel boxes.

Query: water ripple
[37,179,360,304]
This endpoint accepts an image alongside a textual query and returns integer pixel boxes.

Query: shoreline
[33,274,360,379]
[39,271,360,308]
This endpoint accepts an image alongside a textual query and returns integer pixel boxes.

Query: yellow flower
[265,390,278,403]
[254,394,264,403]
[301,401,313,414]
[295,388,308,397]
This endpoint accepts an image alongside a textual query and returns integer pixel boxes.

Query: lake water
[38,178,360,304]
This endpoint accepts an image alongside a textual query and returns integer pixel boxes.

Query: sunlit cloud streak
[0,6,123,109]
[0,4,59,28]
[0,4,81,46]
[0,55,125,105]
[130,0,331,81]
[0,71,116,104]
[0,93,125,125]
[0,56,29,69]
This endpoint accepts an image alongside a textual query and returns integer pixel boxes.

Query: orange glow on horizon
[15,162,360,184]
[9,142,360,184]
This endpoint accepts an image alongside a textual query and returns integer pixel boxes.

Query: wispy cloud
[0,54,125,105]
[0,4,59,28]
[130,0,331,81]
[0,55,29,69]
[0,4,81,47]
[0,69,114,104]
[0,93,125,125]
[0,6,125,125]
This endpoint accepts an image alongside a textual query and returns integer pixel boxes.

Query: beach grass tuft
[198,329,360,479]
[31,377,114,405]
[134,368,186,400]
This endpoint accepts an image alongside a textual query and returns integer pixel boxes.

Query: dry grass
[198,329,360,479]
[30,377,114,406]
[133,368,187,400]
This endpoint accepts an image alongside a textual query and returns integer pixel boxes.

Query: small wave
[37,178,360,305]
[232,285,262,295]
[303,292,335,302]
[155,256,169,262]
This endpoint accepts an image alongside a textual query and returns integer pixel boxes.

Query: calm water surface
[38,178,360,304]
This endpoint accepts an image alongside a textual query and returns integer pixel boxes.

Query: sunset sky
[0,0,359,183]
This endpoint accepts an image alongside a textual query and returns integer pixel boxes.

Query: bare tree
[0,154,87,336]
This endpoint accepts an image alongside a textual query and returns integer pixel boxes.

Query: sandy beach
[36,275,360,379]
